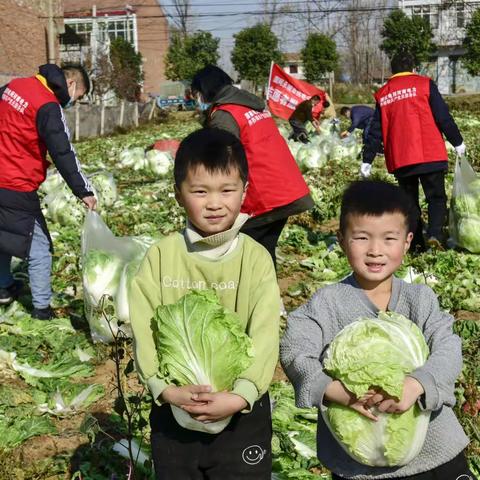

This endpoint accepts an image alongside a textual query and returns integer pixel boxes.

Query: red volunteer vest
[213,104,310,217]
[374,73,447,173]
[0,76,59,191]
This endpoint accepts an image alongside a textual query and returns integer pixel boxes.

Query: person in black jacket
[361,53,465,252]
[288,95,324,143]
[0,64,96,319]
[340,105,375,144]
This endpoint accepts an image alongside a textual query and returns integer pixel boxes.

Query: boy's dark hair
[174,128,248,187]
[339,180,417,233]
[390,53,415,74]
[191,65,233,103]
[62,64,90,94]
[340,106,351,116]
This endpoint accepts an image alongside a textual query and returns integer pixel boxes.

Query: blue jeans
[0,220,52,308]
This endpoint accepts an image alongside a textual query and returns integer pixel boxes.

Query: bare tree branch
[167,0,192,38]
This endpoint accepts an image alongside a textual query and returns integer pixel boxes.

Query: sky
[159,0,317,73]
[158,1,400,74]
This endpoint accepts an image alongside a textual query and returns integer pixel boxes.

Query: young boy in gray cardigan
[280,180,474,480]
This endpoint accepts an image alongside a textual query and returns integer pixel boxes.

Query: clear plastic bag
[81,211,151,343]
[449,157,480,253]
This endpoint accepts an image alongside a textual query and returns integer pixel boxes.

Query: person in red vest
[0,64,96,319]
[362,53,465,251]
[191,65,313,268]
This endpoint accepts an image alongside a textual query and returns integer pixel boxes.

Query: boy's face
[175,164,246,237]
[338,212,413,289]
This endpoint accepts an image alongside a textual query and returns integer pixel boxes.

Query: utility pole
[47,0,56,63]
[91,5,98,71]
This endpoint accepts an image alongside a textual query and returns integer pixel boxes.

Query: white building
[400,0,480,93]
[283,53,306,80]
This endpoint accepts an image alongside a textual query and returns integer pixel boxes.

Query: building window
[456,3,465,28]
[412,5,439,28]
[289,64,298,74]
[103,18,135,42]
[61,22,92,46]
[62,16,136,48]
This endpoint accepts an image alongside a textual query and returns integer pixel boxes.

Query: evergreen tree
[462,8,480,76]
[231,24,283,91]
[110,37,144,101]
[381,10,436,66]
[301,33,339,83]
[165,31,220,81]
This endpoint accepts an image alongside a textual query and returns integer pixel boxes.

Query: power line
[63,1,312,14]
[55,5,402,20]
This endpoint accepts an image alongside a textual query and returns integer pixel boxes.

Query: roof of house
[284,52,302,63]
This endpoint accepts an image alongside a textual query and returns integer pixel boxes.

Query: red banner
[267,63,326,120]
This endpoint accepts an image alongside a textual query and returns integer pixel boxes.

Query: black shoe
[0,280,23,305]
[31,306,54,320]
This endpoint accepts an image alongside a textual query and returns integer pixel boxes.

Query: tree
[109,37,143,101]
[167,0,192,38]
[231,23,283,90]
[92,51,114,101]
[462,8,480,76]
[381,10,436,66]
[301,33,339,83]
[165,31,220,81]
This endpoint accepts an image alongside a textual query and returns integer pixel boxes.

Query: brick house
[400,0,480,93]
[0,0,63,85]
[62,0,169,94]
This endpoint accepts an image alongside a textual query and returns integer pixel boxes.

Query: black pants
[150,393,272,479]
[331,451,477,479]
[241,217,288,269]
[289,119,309,143]
[396,171,447,251]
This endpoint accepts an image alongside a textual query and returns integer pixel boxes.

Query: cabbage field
[0,111,478,479]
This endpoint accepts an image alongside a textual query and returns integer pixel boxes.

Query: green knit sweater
[129,231,280,410]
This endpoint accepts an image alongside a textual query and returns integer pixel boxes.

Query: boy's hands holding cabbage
[324,375,425,420]
[362,376,425,414]
[161,384,212,408]
[181,391,248,422]
[161,385,248,423]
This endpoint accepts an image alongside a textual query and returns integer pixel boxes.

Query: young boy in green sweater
[129,128,280,479]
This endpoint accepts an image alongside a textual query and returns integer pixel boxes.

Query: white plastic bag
[81,211,151,343]
[449,157,480,253]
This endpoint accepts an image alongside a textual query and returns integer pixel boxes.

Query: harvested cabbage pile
[118,147,173,176]
[323,312,430,467]
[281,119,362,172]
[152,290,253,434]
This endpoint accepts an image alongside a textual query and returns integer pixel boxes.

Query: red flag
[267,63,327,120]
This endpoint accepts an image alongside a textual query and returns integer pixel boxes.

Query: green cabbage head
[457,216,480,253]
[323,312,430,467]
[453,193,480,217]
[151,290,254,433]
